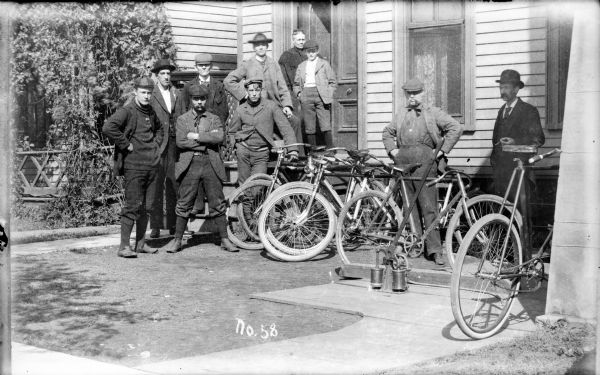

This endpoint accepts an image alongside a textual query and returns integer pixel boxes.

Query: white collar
[198,76,210,83]
[505,97,518,109]
[158,83,170,92]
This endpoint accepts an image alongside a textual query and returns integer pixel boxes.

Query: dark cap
[401,78,424,92]
[151,59,176,73]
[244,78,263,88]
[248,32,272,44]
[304,40,319,50]
[134,76,155,90]
[195,53,213,65]
[496,69,525,88]
[189,83,209,97]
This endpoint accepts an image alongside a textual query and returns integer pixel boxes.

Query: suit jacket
[228,99,298,152]
[278,46,307,90]
[382,106,463,155]
[150,85,177,154]
[176,76,228,126]
[491,98,545,167]
[175,109,226,182]
[224,56,293,109]
[293,58,337,105]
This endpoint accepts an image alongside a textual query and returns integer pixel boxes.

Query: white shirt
[304,58,318,88]
[504,97,518,117]
[158,84,172,113]
[198,76,210,85]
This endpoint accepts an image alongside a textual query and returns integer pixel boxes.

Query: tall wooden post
[0,3,13,374]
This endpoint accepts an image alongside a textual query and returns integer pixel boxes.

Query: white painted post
[544,2,600,322]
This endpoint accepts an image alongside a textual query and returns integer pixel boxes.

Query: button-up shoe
[135,238,158,254]
[118,246,138,258]
[221,238,239,252]
[163,238,183,253]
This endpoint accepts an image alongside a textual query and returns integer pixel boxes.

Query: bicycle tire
[450,213,522,339]
[445,194,523,267]
[335,190,403,267]
[258,187,336,262]
[227,179,275,250]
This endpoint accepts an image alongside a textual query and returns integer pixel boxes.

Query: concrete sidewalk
[135,280,546,375]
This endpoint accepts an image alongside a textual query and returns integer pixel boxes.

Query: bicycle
[226,142,309,250]
[336,154,519,269]
[257,148,391,261]
[450,148,561,339]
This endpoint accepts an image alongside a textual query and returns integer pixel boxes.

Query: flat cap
[189,83,209,97]
[495,69,524,88]
[195,53,213,65]
[134,76,155,90]
[304,40,319,50]
[248,32,272,44]
[244,78,263,88]
[151,58,176,73]
[401,78,424,92]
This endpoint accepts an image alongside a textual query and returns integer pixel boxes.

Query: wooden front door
[298,1,358,149]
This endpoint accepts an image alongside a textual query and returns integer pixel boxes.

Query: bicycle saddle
[347,149,372,163]
[392,163,421,174]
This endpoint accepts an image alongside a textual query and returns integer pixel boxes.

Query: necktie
[503,105,512,119]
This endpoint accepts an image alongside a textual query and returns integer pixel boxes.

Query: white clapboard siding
[449,0,561,177]
[241,3,273,61]
[165,1,238,71]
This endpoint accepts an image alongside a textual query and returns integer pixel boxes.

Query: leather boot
[162,238,182,253]
[118,217,137,258]
[134,215,157,253]
[221,238,239,252]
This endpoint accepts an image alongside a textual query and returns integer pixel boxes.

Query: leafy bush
[11,2,177,228]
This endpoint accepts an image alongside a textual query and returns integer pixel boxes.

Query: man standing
[229,78,298,185]
[149,59,178,238]
[491,69,545,258]
[224,33,304,155]
[293,40,337,148]
[161,84,238,253]
[382,78,463,265]
[103,77,163,258]
[279,29,307,115]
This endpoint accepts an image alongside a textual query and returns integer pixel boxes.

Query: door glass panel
[438,0,463,21]
[411,0,435,23]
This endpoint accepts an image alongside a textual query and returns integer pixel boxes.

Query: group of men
[102,28,544,264]
[102,30,337,258]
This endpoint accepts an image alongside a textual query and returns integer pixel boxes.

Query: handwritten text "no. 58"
[235,318,278,339]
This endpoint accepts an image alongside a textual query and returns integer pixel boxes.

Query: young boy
[293,40,337,148]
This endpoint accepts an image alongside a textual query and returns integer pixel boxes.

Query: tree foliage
[11,2,177,227]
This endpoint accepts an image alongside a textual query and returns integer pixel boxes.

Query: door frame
[271,1,367,149]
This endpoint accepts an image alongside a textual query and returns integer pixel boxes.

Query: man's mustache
[500,93,508,99]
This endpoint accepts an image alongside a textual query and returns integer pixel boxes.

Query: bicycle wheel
[445,194,523,267]
[450,213,523,339]
[336,190,403,267]
[227,179,275,250]
[258,187,336,261]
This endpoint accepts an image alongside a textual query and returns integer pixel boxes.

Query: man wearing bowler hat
[149,58,178,238]
[382,78,463,265]
[491,69,545,259]
[103,76,163,258]
[161,83,238,254]
[224,32,305,155]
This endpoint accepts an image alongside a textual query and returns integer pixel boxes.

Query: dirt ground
[11,234,361,367]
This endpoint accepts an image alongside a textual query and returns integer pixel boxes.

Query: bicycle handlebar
[528,148,561,164]
[425,169,471,188]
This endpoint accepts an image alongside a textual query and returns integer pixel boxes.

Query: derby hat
[248,32,272,44]
[151,59,176,73]
[134,76,155,90]
[401,78,424,92]
[495,69,525,88]
[244,78,263,88]
[189,83,209,98]
[304,40,319,50]
[195,53,213,65]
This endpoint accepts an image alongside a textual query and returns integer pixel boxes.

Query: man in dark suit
[491,69,545,259]
[160,84,238,253]
[149,59,178,238]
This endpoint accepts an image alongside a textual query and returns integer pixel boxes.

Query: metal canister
[370,267,384,289]
[391,268,408,291]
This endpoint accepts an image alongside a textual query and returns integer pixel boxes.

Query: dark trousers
[300,87,331,135]
[151,136,177,229]
[235,143,270,185]
[176,154,226,220]
[394,144,442,256]
[122,168,158,222]
[287,113,305,156]
[493,160,534,261]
